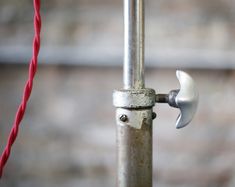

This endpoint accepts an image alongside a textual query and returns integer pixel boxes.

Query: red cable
[0,0,41,177]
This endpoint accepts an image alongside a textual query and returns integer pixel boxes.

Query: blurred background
[0,0,235,187]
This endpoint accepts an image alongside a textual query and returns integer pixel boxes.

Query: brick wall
[0,0,235,67]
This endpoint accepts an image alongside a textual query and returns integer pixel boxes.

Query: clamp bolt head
[152,112,157,120]
[119,114,128,122]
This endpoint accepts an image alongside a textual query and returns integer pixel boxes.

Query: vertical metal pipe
[117,110,153,187]
[116,0,152,186]
[123,0,145,89]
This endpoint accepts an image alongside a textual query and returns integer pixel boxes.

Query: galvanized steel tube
[123,0,145,89]
[117,0,152,186]
[117,110,153,187]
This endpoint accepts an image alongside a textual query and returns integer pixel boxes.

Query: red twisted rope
[0,0,41,177]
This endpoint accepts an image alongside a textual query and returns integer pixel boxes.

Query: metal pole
[124,0,145,89]
[116,114,152,187]
[114,0,153,186]
[114,1,199,187]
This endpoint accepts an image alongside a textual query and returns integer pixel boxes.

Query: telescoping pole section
[113,1,199,187]
[113,0,155,186]
[123,0,145,89]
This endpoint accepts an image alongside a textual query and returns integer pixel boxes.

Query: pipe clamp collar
[113,89,156,109]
